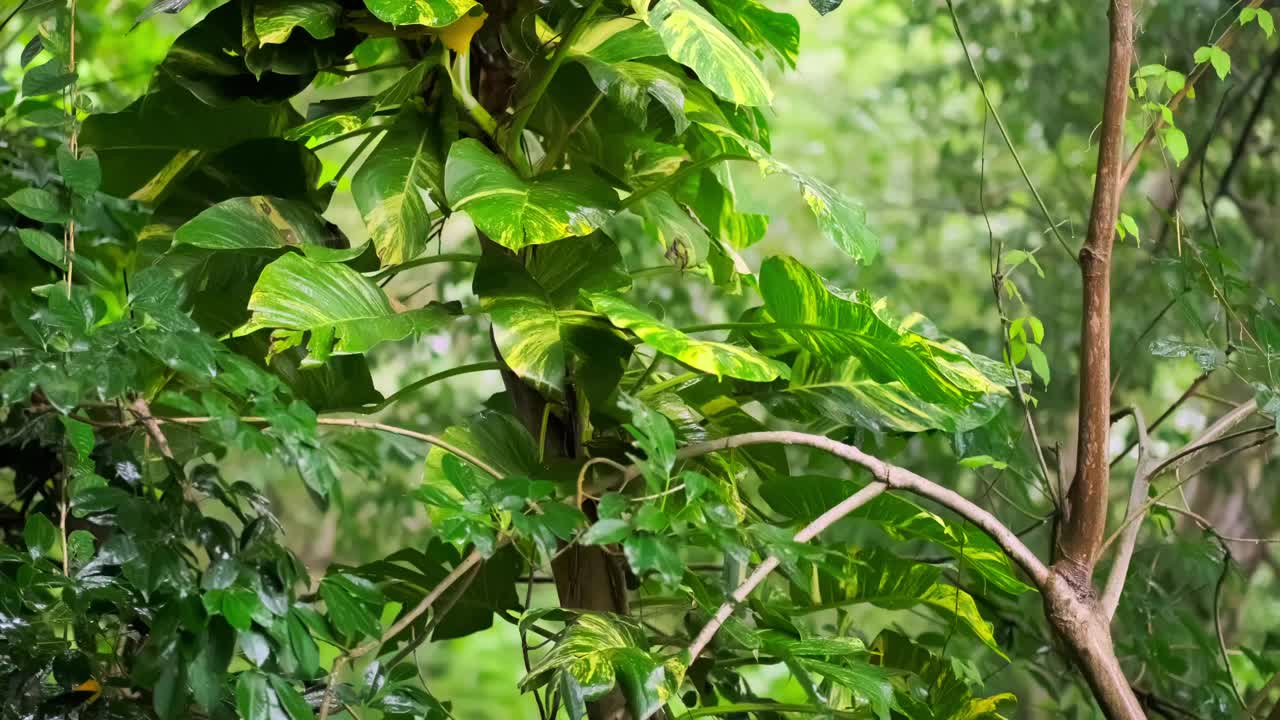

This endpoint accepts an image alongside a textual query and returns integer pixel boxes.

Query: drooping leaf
[352,105,446,266]
[286,59,435,141]
[234,252,453,363]
[444,139,618,250]
[646,0,773,106]
[588,292,787,382]
[798,659,893,720]
[759,256,994,405]
[254,0,341,45]
[172,196,358,259]
[705,0,799,69]
[363,0,478,28]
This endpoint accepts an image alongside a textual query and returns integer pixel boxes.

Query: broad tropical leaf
[254,0,341,44]
[626,191,710,266]
[646,0,773,106]
[352,105,446,265]
[444,139,617,250]
[760,475,1033,595]
[363,0,477,29]
[587,292,787,382]
[172,196,360,261]
[234,253,452,362]
[286,60,434,141]
[706,0,799,69]
[759,256,994,405]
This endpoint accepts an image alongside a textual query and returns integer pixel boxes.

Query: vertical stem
[1057,0,1134,577]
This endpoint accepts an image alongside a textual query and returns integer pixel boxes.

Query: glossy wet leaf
[444,139,618,250]
[647,0,772,106]
[588,292,787,382]
[235,253,453,362]
[254,0,341,45]
[364,0,478,28]
[352,105,445,265]
[172,196,356,258]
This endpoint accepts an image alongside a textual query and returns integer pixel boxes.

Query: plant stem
[373,252,482,280]
[348,361,502,413]
[312,125,385,152]
[506,0,605,167]
[679,703,862,719]
[620,154,743,210]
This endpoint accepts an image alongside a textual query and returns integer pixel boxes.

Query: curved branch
[1101,407,1153,619]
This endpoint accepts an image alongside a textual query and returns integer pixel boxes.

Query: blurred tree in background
[2,0,1280,718]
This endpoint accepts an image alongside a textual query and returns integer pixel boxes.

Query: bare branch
[1101,407,1154,619]
[129,397,174,459]
[1059,0,1135,575]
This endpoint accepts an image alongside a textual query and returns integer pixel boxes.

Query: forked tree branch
[1058,0,1134,576]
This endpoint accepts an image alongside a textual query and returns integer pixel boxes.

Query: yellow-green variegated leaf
[520,613,679,720]
[286,60,434,141]
[476,237,630,397]
[234,253,452,363]
[627,191,710,266]
[363,0,476,28]
[569,20,688,132]
[646,0,772,106]
[254,0,340,45]
[352,105,445,266]
[705,0,799,69]
[765,354,1006,434]
[444,139,618,251]
[171,196,364,263]
[760,256,988,406]
[587,293,786,382]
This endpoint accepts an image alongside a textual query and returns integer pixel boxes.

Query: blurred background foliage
[3,0,1278,717]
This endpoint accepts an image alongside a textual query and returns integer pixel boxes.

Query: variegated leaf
[254,0,340,45]
[646,0,773,106]
[444,139,617,250]
[363,0,476,28]
[234,253,452,363]
[352,105,445,266]
[587,292,787,382]
[172,196,362,262]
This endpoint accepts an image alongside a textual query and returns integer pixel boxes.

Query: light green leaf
[798,659,894,720]
[760,256,991,405]
[646,0,773,106]
[475,237,629,396]
[1026,344,1050,386]
[353,105,445,265]
[173,196,358,259]
[254,0,340,44]
[1165,70,1186,93]
[765,354,1007,434]
[577,58,688,134]
[706,0,799,69]
[234,253,453,362]
[1161,126,1189,164]
[588,292,787,382]
[363,0,476,27]
[1259,11,1275,38]
[444,139,618,250]
[582,518,632,545]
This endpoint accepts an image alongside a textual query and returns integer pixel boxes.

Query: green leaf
[23,512,56,559]
[765,354,1006,434]
[234,253,453,363]
[582,518,632,545]
[706,0,799,69]
[1259,11,1276,38]
[647,0,773,106]
[1196,45,1231,80]
[173,196,357,258]
[475,237,629,396]
[445,139,618,251]
[363,0,477,27]
[1161,126,1189,165]
[760,475,1033,595]
[57,147,101,196]
[269,676,316,720]
[799,659,893,720]
[424,411,542,481]
[22,60,76,96]
[353,105,446,265]
[626,191,710,266]
[254,0,341,44]
[154,662,187,719]
[588,292,787,382]
[236,672,273,720]
[577,58,689,134]
[287,609,321,677]
[1165,70,1186,93]
[189,617,235,710]
[320,575,384,640]
[288,60,435,141]
[6,187,67,223]
[760,256,992,405]
[522,613,678,719]
[1025,344,1050,386]
[623,534,683,586]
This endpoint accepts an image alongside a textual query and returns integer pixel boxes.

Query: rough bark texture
[1057,0,1134,577]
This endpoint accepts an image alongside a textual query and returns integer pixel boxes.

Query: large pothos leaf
[352,105,446,265]
[626,190,710,267]
[760,475,1033,595]
[759,256,996,406]
[254,0,341,45]
[171,196,361,261]
[764,353,1007,434]
[646,0,773,107]
[474,237,630,397]
[587,292,787,382]
[568,21,688,133]
[234,253,453,363]
[424,411,542,481]
[706,0,799,69]
[444,139,618,251]
[363,0,476,27]
[875,630,1016,720]
[520,612,681,720]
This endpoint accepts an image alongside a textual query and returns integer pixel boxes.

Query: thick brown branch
[1059,0,1134,575]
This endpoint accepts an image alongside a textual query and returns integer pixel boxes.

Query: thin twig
[1101,407,1154,619]
[1213,540,1253,718]
[1110,372,1212,468]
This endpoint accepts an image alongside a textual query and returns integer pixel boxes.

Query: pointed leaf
[364,0,478,28]
[353,105,446,265]
[647,0,773,106]
[255,0,341,44]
